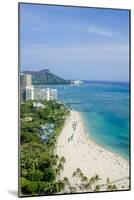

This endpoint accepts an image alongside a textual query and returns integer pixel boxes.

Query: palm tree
[60,156,66,164]
[55,167,60,176]
[55,154,59,160]
[72,171,77,178]
[69,186,76,193]
[75,168,82,188]
[84,182,92,192]
[107,184,117,191]
[76,172,88,192]
[72,171,77,187]
[94,174,101,182]
[56,156,65,176]
[89,177,96,185]
[87,176,96,191]
[62,177,70,193]
[57,181,65,193]
[106,178,117,191]
[80,175,89,192]
[106,178,110,185]
[89,174,101,188]
[78,184,85,192]
[112,185,117,191]
[76,168,82,178]
[46,139,55,153]
[71,168,81,189]
[94,185,101,192]
[63,177,69,184]
[107,184,113,191]
[58,162,64,171]
[81,175,88,183]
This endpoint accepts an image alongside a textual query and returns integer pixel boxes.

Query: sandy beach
[56,110,129,192]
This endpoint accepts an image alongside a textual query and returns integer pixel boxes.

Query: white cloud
[87,26,117,37]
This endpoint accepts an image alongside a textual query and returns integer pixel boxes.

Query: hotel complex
[20,74,57,103]
[71,80,83,85]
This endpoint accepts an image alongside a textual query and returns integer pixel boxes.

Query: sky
[20,3,130,82]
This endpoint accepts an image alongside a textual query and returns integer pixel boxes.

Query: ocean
[40,81,130,160]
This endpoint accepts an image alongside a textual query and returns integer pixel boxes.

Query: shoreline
[56,110,129,191]
[79,112,129,162]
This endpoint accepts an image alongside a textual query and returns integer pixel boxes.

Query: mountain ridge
[22,69,71,85]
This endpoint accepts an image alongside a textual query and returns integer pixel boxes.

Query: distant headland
[22,69,71,85]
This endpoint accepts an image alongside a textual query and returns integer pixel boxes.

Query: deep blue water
[40,81,130,160]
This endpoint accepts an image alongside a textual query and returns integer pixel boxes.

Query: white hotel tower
[20,74,57,102]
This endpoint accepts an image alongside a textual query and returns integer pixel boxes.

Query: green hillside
[22,69,71,85]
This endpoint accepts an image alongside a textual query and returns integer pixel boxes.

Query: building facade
[20,73,32,87]
[20,73,57,102]
[26,87,57,101]
[20,74,32,103]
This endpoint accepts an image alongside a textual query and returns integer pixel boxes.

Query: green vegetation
[20,100,117,196]
[71,168,117,192]
[20,100,70,196]
[22,69,71,85]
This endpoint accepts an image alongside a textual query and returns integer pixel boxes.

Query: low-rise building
[71,80,83,85]
[33,102,45,108]
[26,86,57,101]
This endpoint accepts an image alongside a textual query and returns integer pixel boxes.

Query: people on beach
[68,121,78,142]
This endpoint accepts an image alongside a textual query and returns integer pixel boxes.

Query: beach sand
[56,110,129,192]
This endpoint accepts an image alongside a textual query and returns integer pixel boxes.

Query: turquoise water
[40,81,130,160]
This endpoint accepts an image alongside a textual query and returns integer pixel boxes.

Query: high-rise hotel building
[20,73,32,103]
[20,73,32,87]
[20,73,57,103]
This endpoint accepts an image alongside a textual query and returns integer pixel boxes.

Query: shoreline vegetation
[20,100,129,196]
[20,100,70,196]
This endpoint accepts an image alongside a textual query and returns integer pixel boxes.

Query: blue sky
[20,3,129,82]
